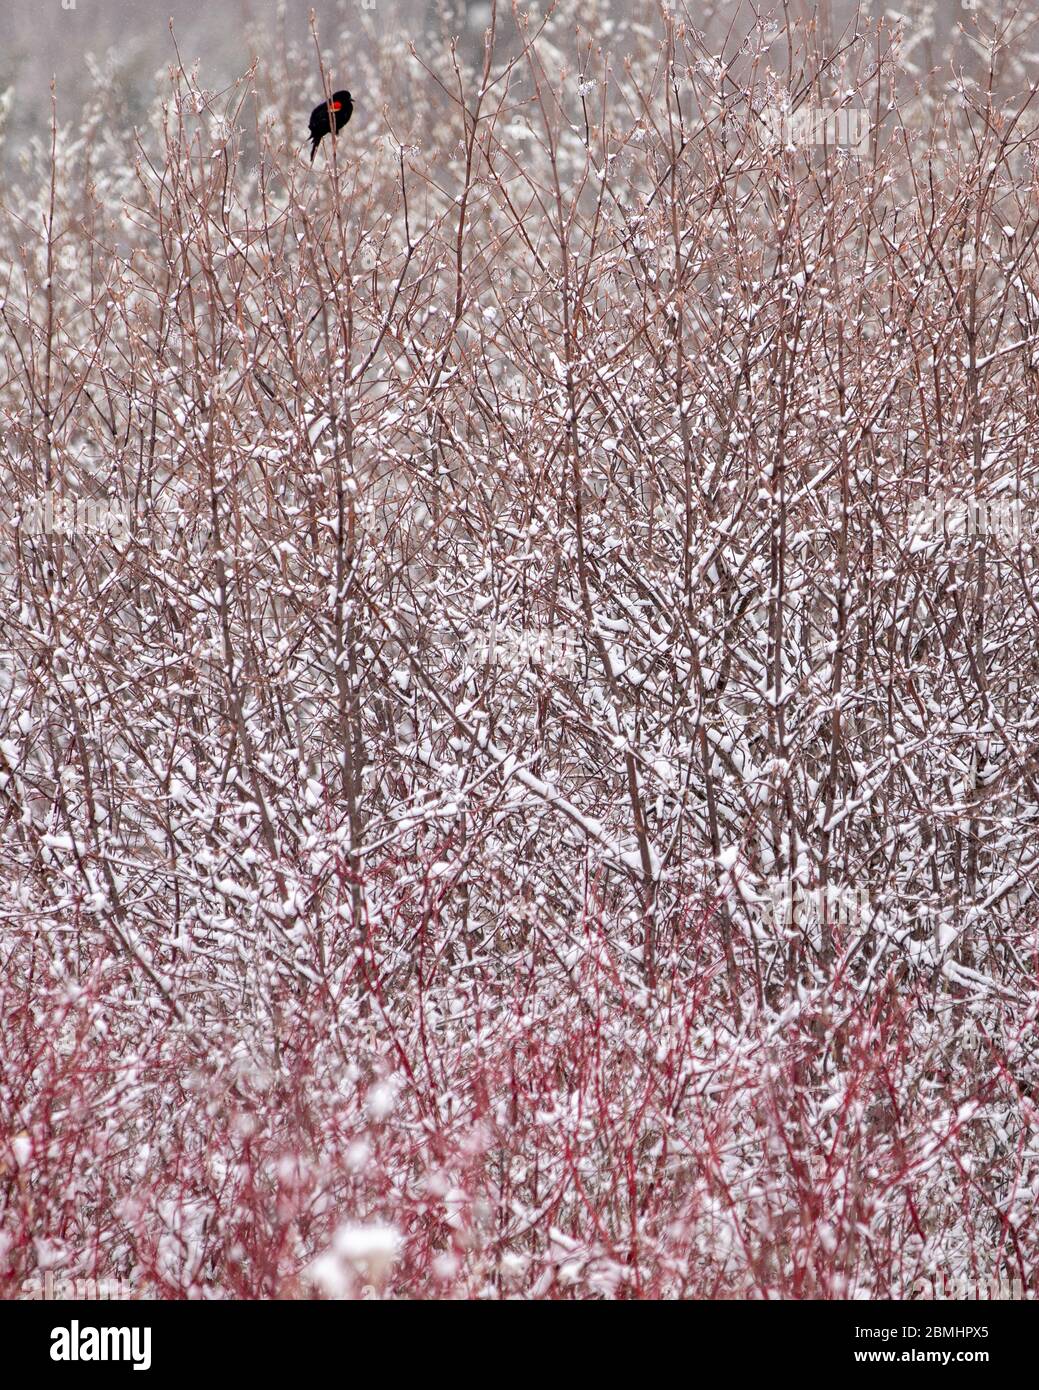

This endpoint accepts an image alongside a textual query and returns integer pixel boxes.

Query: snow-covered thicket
[2,5,1039,1298]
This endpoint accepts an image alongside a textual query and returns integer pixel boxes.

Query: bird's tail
[309,136,320,164]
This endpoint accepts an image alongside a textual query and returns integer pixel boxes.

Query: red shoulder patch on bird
[331,101,342,111]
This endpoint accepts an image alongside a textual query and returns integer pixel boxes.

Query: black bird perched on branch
[308,90,353,163]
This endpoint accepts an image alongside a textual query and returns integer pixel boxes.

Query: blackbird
[309,90,353,163]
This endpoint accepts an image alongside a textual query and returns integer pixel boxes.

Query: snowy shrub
[1,3,1038,1298]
